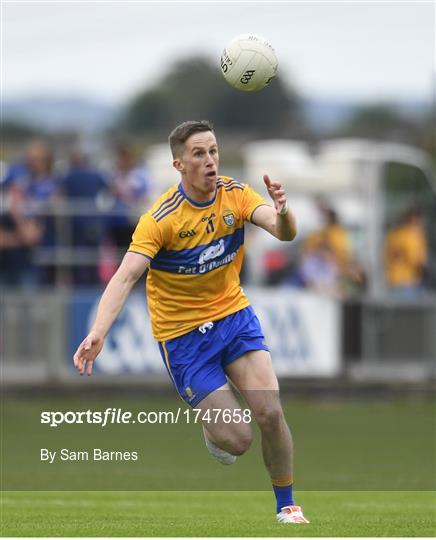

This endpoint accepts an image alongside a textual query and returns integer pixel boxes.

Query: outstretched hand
[263,175,287,214]
[73,330,104,376]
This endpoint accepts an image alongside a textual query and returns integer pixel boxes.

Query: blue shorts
[158,306,269,407]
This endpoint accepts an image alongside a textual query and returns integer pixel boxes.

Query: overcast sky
[2,1,434,105]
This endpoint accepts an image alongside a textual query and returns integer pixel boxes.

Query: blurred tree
[2,121,41,141]
[123,88,173,133]
[120,57,307,138]
[337,104,428,149]
[420,105,435,163]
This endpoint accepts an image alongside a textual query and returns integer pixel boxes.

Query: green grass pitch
[1,490,435,536]
[2,395,435,536]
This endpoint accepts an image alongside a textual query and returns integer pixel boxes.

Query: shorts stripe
[160,341,184,401]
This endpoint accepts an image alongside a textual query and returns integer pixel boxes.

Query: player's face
[174,131,219,201]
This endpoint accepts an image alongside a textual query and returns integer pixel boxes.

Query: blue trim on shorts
[158,306,269,407]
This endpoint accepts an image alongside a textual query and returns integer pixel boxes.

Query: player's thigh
[225,349,279,391]
[196,382,252,442]
[225,350,283,426]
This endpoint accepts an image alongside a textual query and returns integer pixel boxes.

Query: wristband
[278,202,288,216]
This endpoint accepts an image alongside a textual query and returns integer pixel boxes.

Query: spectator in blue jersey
[0,181,42,286]
[3,140,54,191]
[2,161,28,189]
[61,148,109,286]
[0,140,59,286]
[108,140,151,253]
[298,240,342,297]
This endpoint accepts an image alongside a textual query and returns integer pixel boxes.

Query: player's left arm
[251,174,297,241]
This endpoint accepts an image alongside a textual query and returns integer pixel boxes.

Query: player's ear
[173,158,184,173]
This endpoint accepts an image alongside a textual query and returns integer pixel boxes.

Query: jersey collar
[178,181,218,208]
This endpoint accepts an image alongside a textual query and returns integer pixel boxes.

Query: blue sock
[273,484,294,513]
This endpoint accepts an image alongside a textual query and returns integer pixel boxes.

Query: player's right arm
[73,251,150,376]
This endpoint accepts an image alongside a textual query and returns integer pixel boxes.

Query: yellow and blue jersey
[129,176,267,341]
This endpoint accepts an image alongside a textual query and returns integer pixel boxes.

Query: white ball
[220,34,278,92]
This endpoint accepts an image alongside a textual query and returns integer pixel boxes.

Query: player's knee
[229,431,252,455]
[255,405,284,432]
[224,426,252,455]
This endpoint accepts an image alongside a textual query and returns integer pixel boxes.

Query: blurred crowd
[0,139,431,299]
[261,203,366,298]
[1,139,151,287]
[383,208,429,299]
[262,202,430,299]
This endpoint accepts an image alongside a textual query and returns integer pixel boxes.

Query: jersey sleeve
[128,213,163,260]
[240,184,268,222]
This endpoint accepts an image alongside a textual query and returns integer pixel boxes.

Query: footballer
[73,120,309,524]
